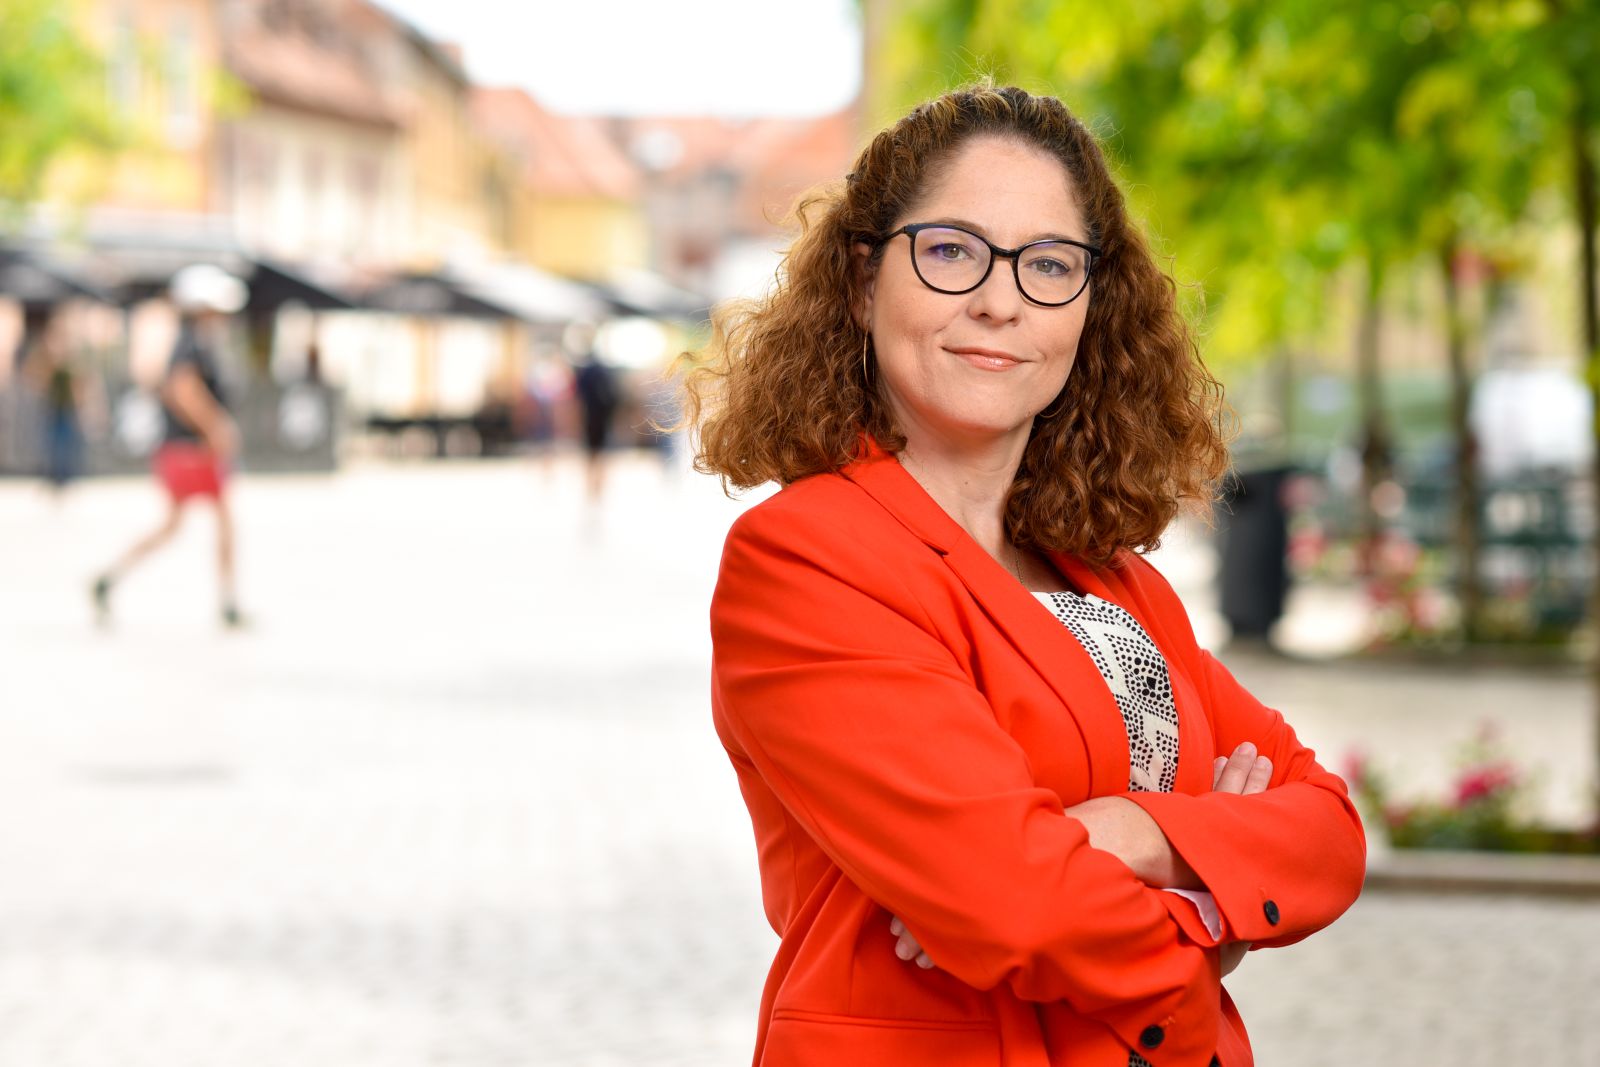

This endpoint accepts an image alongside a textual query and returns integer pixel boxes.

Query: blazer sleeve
[1114,560,1367,948]
[712,502,1222,1066]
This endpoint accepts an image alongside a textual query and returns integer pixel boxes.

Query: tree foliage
[0,0,119,224]
[877,1,1585,371]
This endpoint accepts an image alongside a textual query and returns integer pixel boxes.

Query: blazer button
[1139,1025,1165,1049]
[1264,900,1281,925]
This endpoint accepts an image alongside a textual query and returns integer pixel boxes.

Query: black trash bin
[1216,466,1295,642]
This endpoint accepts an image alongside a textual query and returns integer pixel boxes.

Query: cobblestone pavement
[1,455,1595,1066]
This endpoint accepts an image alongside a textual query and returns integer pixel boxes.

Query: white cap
[170,264,248,314]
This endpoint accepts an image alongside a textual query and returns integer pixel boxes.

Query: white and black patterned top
[1037,591,1180,794]
[1035,590,1186,1067]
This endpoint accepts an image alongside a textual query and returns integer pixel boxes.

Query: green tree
[1513,0,1599,774]
[0,0,119,227]
[878,0,1555,643]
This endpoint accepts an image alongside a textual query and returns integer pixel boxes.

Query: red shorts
[153,442,227,501]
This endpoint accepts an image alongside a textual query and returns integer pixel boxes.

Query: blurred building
[472,88,648,282]
[616,111,860,302]
[1,0,862,473]
[218,0,409,267]
[62,0,225,237]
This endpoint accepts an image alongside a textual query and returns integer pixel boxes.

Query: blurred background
[1,1,1597,1065]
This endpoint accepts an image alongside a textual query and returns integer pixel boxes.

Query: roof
[616,108,862,234]
[728,109,860,230]
[472,88,642,201]
[224,1,407,129]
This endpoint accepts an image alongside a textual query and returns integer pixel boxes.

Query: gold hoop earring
[1038,391,1068,420]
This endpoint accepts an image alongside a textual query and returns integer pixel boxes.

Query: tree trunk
[1356,260,1391,572]
[1440,238,1483,641]
[1573,88,1600,792]
[1277,343,1296,459]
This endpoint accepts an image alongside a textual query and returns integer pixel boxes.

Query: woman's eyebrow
[926,216,1082,244]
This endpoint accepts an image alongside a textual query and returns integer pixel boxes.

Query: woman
[93,264,247,628]
[684,86,1365,1067]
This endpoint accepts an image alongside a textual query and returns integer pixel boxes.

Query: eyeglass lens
[911,226,1091,305]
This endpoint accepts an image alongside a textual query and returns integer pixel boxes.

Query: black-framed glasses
[879,222,1100,307]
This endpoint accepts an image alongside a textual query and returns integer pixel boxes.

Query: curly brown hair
[681,84,1229,565]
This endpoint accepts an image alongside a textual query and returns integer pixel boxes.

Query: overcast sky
[377,0,863,117]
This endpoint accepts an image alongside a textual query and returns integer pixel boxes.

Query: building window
[107,10,139,124]
[165,14,198,146]
[349,155,380,259]
[304,149,326,252]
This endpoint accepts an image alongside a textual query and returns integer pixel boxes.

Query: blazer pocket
[765,1009,1000,1067]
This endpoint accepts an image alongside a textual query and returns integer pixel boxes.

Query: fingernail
[890,917,903,935]
[895,941,912,960]
[1235,742,1256,758]
[916,955,934,969]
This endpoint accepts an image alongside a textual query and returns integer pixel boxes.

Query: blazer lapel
[842,449,1131,798]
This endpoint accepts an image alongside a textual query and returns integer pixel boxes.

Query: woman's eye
[1030,257,1074,276]
[929,243,971,260]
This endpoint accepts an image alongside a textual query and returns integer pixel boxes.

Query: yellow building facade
[473,87,648,283]
[46,0,225,221]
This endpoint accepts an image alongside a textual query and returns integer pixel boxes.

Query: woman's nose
[965,258,1025,321]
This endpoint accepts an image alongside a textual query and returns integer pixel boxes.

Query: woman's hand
[1211,743,1269,977]
[1213,741,1272,795]
[889,743,1273,971]
[1219,940,1250,976]
[889,914,935,969]
[1064,743,1276,889]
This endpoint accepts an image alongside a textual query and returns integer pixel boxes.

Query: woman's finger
[1214,742,1258,793]
[895,928,924,960]
[891,913,930,964]
[1212,756,1227,789]
[1243,755,1273,795]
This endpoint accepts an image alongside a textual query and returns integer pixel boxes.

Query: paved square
[1,455,1595,1066]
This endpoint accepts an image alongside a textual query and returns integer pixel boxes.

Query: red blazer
[710,449,1366,1067]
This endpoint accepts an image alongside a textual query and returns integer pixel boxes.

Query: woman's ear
[851,241,877,332]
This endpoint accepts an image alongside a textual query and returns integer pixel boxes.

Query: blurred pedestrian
[92,265,248,628]
[570,327,619,503]
[21,309,88,495]
[686,85,1364,1067]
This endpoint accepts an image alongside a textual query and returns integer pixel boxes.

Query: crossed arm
[889,743,1275,976]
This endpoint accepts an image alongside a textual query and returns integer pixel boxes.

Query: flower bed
[1345,726,1600,856]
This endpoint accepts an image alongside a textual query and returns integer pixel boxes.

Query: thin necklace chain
[1009,542,1026,586]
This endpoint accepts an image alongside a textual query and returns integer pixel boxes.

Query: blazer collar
[841,443,1132,797]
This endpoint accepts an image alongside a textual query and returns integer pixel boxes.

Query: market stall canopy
[0,247,114,306]
[591,268,710,323]
[447,261,608,324]
[359,272,524,320]
[101,252,354,312]
[245,260,357,312]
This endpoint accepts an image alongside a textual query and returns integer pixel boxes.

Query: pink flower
[1453,762,1518,806]
[1342,749,1371,787]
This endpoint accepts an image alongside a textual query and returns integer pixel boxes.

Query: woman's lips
[946,346,1022,370]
